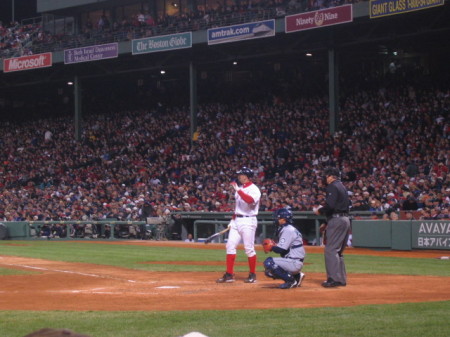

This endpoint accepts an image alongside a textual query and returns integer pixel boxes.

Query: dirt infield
[0,242,449,311]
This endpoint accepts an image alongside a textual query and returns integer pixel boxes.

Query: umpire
[314,167,351,288]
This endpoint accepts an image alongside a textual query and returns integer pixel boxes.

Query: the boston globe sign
[132,32,192,55]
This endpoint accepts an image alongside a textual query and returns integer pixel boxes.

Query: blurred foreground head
[23,328,91,337]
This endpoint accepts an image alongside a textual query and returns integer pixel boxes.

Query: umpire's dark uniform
[317,167,351,287]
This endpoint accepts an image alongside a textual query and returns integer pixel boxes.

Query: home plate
[156,286,180,289]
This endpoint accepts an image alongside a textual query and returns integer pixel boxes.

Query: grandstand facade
[1,2,448,126]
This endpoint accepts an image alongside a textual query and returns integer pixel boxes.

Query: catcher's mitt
[262,238,276,254]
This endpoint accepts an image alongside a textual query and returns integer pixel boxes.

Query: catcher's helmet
[236,167,254,178]
[273,208,293,225]
[323,166,340,178]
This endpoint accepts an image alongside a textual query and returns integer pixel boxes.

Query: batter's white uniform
[226,182,261,257]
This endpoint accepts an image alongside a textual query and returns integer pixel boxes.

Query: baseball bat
[204,227,230,244]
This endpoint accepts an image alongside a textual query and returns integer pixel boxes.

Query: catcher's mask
[273,208,293,226]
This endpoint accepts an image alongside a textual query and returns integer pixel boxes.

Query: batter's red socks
[226,254,236,274]
[248,255,257,274]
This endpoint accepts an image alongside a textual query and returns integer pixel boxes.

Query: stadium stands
[1,1,449,236]
[0,65,449,224]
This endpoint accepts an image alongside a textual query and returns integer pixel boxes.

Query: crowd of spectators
[0,66,449,227]
[1,0,361,59]
[0,20,42,59]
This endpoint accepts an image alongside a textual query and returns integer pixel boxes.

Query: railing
[2,220,146,240]
[26,8,279,56]
[1,2,374,60]
[4,215,444,251]
[1,211,383,243]
[0,5,308,59]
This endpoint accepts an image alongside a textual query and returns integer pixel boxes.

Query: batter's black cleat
[244,272,257,283]
[279,279,298,289]
[294,272,306,287]
[216,272,235,283]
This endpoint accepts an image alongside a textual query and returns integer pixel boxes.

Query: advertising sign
[132,32,192,55]
[64,43,118,64]
[370,0,444,18]
[412,221,450,249]
[207,20,275,45]
[3,53,52,73]
[285,4,353,33]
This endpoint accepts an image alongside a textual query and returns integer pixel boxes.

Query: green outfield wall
[352,219,450,250]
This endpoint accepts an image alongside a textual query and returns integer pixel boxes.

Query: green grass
[1,241,449,337]
[344,254,450,276]
[1,302,449,337]
[0,240,449,275]
[0,267,34,276]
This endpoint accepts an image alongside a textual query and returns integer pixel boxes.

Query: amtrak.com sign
[207,20,275,45]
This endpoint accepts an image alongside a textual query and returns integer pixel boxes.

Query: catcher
[262,208,306,289]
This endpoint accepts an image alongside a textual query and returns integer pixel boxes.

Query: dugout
[178,211,383,244]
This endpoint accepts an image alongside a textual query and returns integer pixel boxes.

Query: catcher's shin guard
[263,257,294,282]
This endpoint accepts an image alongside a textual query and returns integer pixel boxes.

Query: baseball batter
[216,167,261,283]
[262,208,306,289]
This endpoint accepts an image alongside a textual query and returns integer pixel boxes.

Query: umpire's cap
[236,167,254,178]
[324,167,341,178]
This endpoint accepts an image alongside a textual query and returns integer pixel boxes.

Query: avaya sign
[3,53,52,73]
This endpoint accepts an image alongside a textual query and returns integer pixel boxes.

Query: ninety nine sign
[64,43,118,64]
[3,53,52,73]
[285,4,353,33]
